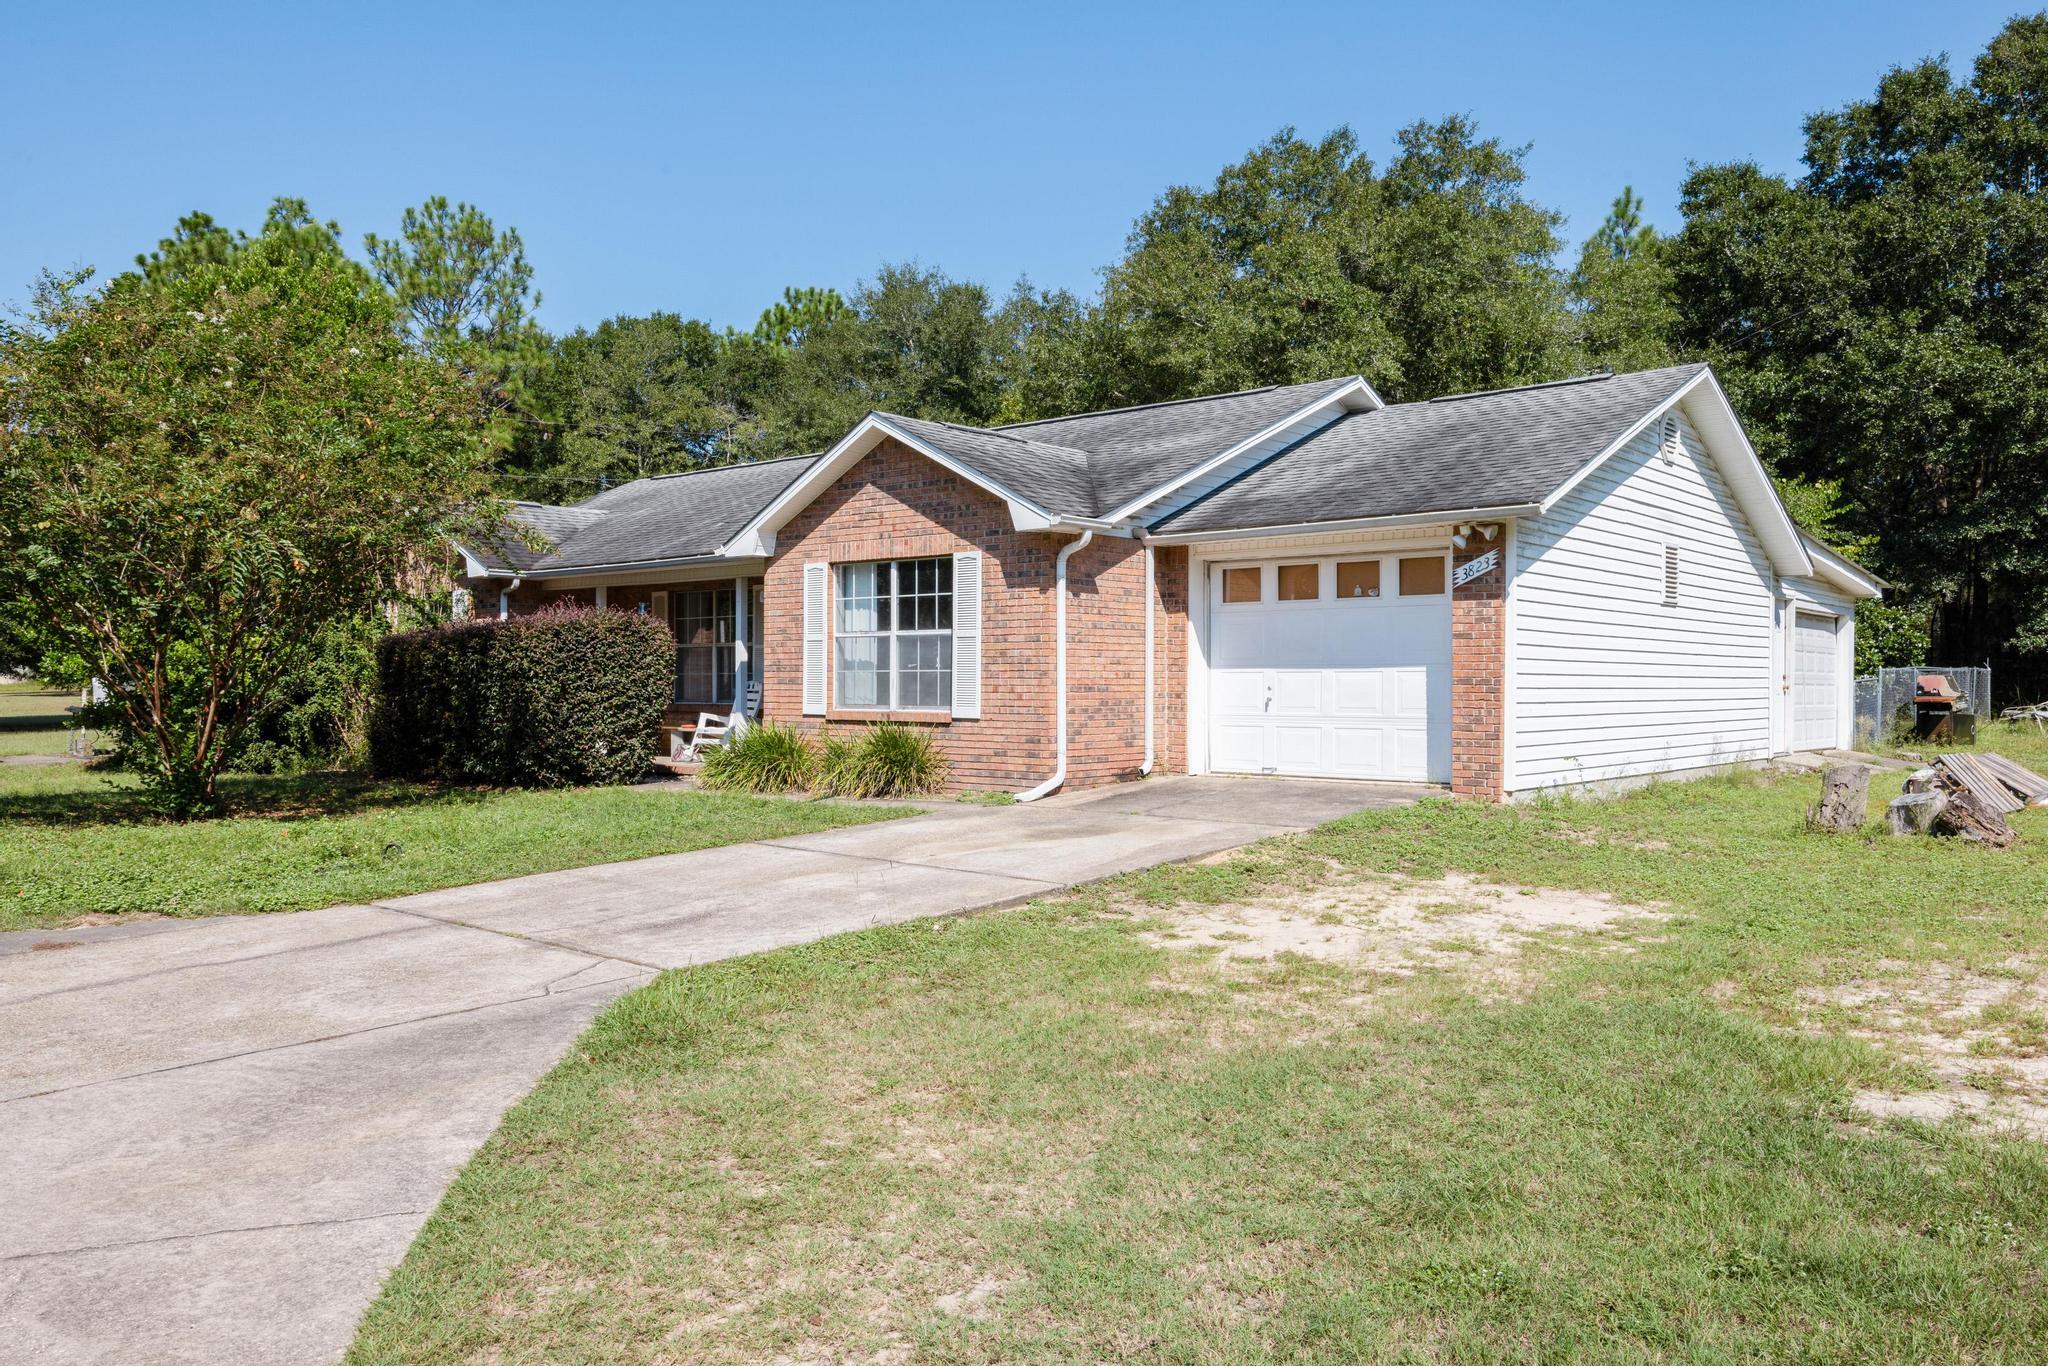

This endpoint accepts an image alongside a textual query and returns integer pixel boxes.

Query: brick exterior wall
[1449,541,1507,798]
[1151,545,1190,778]
[764,438,1067,792]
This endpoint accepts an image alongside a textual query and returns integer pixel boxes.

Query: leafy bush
[371,605,673,787]
[820,722,950,798]
[238,617,380,774]
[698,722,819,794]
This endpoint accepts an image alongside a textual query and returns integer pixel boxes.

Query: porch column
[732,575,751,722]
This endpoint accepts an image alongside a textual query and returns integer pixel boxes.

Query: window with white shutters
[834,558,953,710]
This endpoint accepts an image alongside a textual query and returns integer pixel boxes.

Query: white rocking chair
[680,680,763,762]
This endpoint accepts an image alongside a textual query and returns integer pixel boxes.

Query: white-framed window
[835,558,953,710]
[672,586,736,704]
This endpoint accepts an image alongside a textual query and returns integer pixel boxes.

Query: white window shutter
[802,563,829,715]
[951,550,982,719]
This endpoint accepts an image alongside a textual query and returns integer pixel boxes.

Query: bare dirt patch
[1141,871,1665,986]
[1803,960,2048,1140]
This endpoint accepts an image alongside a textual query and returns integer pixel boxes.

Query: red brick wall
[1067,535,1147,784]
[764,438,1069,792]
[1450,542,1506,798]
[1153,546,1190,776]
[759,438,1193,795]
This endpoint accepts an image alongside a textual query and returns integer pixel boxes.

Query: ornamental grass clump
[821,722,949,798]
[698,722,819,794]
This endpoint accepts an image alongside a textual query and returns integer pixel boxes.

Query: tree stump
[1887,790,1946,836]
[1931,782,2016,848]
[1808,762,1872,833]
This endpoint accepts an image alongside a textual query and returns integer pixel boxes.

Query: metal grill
[1853,666,1993,749]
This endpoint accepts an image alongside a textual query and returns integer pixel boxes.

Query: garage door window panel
[1398,555,1447,597]
[1277,563,1322,601]
[1336,560,1382,600]
[1221,566,1262,604]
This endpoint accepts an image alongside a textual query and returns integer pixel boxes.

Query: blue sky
[3,1,2020,334]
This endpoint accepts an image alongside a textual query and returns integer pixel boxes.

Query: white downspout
[497,576,523,620]
[1016,529,1094,802]
[1140,540,1156,775]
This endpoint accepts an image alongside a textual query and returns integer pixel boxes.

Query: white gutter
[1016,529,1095,803]
[1141,540,1156,776]
[497,576,522,619]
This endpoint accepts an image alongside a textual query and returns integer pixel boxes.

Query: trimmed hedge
[370,605,674,786]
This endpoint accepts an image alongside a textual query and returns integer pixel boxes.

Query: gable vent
[1659,414,1682,465]
[1662,545,1680,606]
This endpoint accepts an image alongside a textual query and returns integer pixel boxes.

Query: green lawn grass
[350,743,2048,1363]
[0,763,908,932]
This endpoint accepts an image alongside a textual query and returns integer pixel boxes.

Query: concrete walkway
[0,775,1426,1364]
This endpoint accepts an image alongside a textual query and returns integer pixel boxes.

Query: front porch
[493,565,768,766]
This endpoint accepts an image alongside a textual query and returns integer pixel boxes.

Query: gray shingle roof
[868,378,1365,519]
[471,366,1715,575]
[1151,365,1709,534]
[876,414,1099,515]
[473,454,819,574]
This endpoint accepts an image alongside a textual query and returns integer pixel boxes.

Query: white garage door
[1207,554,1452,783]
[1792,611,1840,750]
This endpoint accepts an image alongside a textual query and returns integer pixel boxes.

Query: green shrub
[821,722,950,798]
[238,616,380,774]
[370,605,673,787]
[698,722,819,794]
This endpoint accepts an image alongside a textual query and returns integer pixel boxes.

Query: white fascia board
[1141,503,1541,546]
[1100,377,1381,525]
[451,544,493,579]
[717,414,1064,554]
[1798,533,1886,599]
[1539,367,1814,579]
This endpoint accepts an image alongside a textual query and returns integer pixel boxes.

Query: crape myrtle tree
[1668,13,2048,693]
[0,231,498,815]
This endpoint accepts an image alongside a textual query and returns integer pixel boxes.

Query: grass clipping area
[353,760,2048,1363]
[0,766,908,932]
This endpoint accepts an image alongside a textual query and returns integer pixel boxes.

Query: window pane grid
[835,558,953,711]
[673,587,736,704]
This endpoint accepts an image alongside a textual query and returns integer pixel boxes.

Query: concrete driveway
[0,775,1426,1364]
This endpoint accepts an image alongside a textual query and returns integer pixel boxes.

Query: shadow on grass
[0,767,500,829]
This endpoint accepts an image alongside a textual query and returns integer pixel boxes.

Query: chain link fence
[1853,666,1993,749]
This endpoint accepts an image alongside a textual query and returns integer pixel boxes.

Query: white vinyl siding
[1509,409,1777,790]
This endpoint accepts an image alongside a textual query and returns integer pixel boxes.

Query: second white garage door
[1206,554,1452,783]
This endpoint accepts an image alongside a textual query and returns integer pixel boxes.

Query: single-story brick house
[458,363,1882,800]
